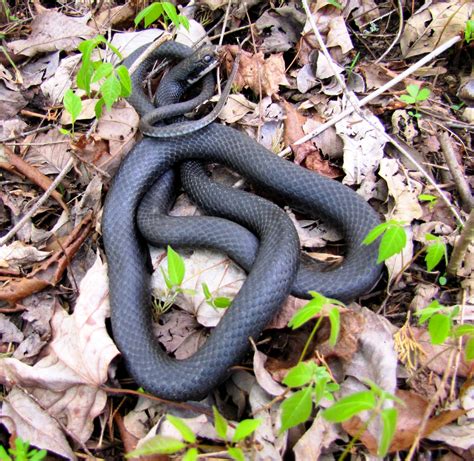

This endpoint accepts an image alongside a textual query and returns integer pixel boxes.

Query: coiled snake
[102,41,382,401]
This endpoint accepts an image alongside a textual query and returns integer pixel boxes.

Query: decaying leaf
[0,241,50,269]
[224,45,289,97]
[401,1,473,58]
[0,255,119,444]
[8,11,96,57]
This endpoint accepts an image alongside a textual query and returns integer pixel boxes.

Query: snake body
[103,42,382,401]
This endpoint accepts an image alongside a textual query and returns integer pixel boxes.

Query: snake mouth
[185,44,220,85]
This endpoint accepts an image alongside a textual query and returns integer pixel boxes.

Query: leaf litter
[0,0,472,459]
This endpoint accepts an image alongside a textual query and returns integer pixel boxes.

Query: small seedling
[465,19,474,43]
[59,89,82,136]
[363,220,407,263]
[424,233,447,272]
[135,2,190,30]
[202,282,231,309]
[0,437,47,461]
[399,84,431,118]
[415,300,459,345]
[418,193,438,210]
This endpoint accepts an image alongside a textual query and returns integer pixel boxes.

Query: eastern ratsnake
[102,41,382,401]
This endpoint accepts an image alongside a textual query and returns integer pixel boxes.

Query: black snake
[102,41,382,401]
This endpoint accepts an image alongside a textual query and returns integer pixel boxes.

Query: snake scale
[102,41,382,401]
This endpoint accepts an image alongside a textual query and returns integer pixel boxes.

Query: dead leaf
[0,83,28,120]
[225,45,289,97]
[0,241,50,269]
[401,2,473,58]
[252,347,286,397]
[343,389,464,453]
[217,94,256,124]
[24,129,71,175]
[40,54,81,104]
[0,255,119,444]
[1,388,75,460]
[0,313,24,343]
[8,11,96,57]
[293,413,340,461]
[336,110,386,186]
[427,421,474,450]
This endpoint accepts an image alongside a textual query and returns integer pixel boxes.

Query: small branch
[447,209,474,276]
[438,131,473,212]
[0,124,53,143]
[278,35,462,156]
[375,0,404,63]
[0,157,74,246]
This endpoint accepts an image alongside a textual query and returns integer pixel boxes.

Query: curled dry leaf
[342,389,464,453]
[0,255,119,444]
[224,45,289,97]
[252,347,286,397]
[401,1,473,58]
[8,11,96,57]
[0,241,50,269]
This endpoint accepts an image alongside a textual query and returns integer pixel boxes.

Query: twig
[277,35,462,156]
[405,348,456,460]
[0,157,74,246]
[375,0,404,63]
[447,209,474,276]
[127,32,172,77]
[0,124,53,143]
[438,131,473,212]
[450,288,467,400]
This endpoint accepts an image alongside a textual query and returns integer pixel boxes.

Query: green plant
[126,408,261,460]
[418,193,438,209]
[399,84,431,118]
[202,282,231,309]
[322,380,401,458]
[424,233,447,272]
[363,220,407,263]
[415,300,459,345]
[279,292,342,432]
[135,2,190,30]
[453,324,474,361]
[0,437,46,461]
[326,0,343,9]
[60,35,132,133]
[1,0,19,22]
[59,89,82,136]
[465,19,474,43]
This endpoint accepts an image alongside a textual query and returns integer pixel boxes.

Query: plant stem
[298,316,323,363]
[447,209,474,276]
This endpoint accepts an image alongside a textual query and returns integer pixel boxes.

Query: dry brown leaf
[252,347,286,397]
[24,129,71,175]
[0,83,28,120]
[343,389,465,453]
[8,11,96,57]
[1,388,75,459]
[0,255,119,443]
[225,45,289,97]
[401,2,473,58]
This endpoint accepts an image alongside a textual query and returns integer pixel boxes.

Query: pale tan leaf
[0,241,50,269]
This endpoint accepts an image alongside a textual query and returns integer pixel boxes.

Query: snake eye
[203,54,213,63]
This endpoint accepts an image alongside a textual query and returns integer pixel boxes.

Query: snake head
[185,44,220,85]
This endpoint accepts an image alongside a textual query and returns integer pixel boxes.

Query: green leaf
[29,450,47,461]
[167,415,196,443]
[77,63,94,94]
[135,3,164,28]
[288,295,325,329]
[425,240,446,271]
[126,435,185,457]
[227,447,245,461]
[465,337,474,361]
[116,65,132,97]
[183,448,198,461]
[100,75,122,110]
[58,127,70,135]
[92,62,113,83]
[283,362,317,388]
[94,98,105,119]
[399,94,416,104]
[322,391,376,423]
[63,89,82,124]
[0,445,12,461]
[453,324,474,337]
[328,307,340,346]
[379,407,397,456]
[428,313,451,345]
[178,15,190,30]
[232,418,262,443]
[280,387,313,432]
[327,0,342,8]
[406,84,421,98]
[213,297,231,308]
[417,87,431,101]
[167,245,185,287]
[202,283,212,299]
[415,300,444,324]
[378,224,407,263]
[213,406,228,439]
[362,222,389,245]
[162,2,179,26]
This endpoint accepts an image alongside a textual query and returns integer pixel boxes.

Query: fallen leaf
[0,255,119,443]
[0,312,24,343]
[225,45,289,97]
[40,54,81,104]
[401,2,473,58]
[1,388,75,459]
[336,110,386,186]
[293,413,340,461]
[218,94,256,124]
[252,347,286,397]
[427,421,474,450]
[8,11,96,57]
[0,83,28,120]
[0,241,50,269]
[24,129,71,175]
